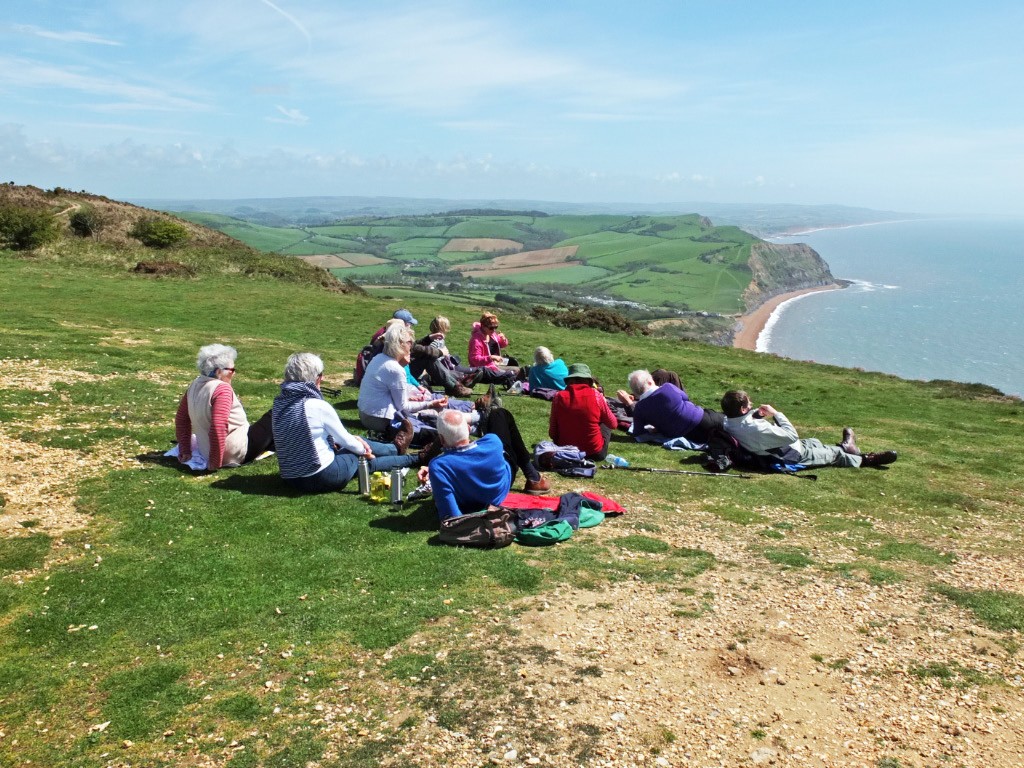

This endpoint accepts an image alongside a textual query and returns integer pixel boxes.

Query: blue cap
[393,309,418,325]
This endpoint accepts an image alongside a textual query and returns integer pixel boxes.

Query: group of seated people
[175,310,897,523]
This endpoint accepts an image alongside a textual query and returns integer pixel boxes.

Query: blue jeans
[287,440,417,493]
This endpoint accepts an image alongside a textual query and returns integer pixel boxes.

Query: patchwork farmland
[177,210,827,316]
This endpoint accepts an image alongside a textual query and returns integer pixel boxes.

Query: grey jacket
[723,410,800,456]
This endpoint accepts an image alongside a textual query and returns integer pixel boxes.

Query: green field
[495,264,612,284]
[181,209,827,316]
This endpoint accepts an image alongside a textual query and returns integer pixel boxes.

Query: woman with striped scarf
[272,352,422,493]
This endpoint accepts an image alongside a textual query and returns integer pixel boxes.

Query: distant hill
[171,207,836,325]
[134,195,921,237]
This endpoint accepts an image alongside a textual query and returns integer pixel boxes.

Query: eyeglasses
[222,367,236,373]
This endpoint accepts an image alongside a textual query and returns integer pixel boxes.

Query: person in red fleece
[549,363,618,460]
[175,344,273,470]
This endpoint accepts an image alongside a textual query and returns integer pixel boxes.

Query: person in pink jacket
[467,313,519,388]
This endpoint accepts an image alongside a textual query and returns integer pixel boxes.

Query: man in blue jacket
[420,406,549,520]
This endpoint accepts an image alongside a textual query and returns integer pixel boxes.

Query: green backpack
[515,519,573,546]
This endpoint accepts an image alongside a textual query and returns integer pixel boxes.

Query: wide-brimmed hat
[565,363,594,382]
[393,308,418,325]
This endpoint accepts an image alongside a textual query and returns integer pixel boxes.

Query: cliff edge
[742,241,835,313]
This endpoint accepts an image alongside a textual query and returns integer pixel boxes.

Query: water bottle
[389,467,405,505]
[357,456,371,496]
[606,454,630,468]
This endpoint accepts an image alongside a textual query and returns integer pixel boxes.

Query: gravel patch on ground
[0,359,140,539]
[373,499,1024,768]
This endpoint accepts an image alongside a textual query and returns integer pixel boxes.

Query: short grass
[1,247,1023,765]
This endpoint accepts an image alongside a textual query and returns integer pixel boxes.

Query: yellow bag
[368,472,391,503]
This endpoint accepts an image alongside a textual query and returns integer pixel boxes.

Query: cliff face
[742,241,835,312]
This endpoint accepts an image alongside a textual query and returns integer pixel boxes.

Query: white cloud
[0,56,209,113]
[161,2,684,116]
[11,24,121,46]
[267,105,309,125]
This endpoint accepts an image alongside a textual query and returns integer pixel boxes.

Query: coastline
[732,284,842,352]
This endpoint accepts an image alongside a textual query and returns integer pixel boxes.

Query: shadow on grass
[210,474,306,497]
[135,451,207,474]
[369,502,438,533]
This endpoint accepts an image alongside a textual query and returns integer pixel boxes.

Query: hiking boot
[839,427,860,455]
[450,384,474,398]
[861,450,898,467]
[461,370,482,387]
[476,383,501,413]
[391,419,414,455]
[416,438,443,466]
[523,476,551,495]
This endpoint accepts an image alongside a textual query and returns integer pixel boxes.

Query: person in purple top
[628,369,724,446]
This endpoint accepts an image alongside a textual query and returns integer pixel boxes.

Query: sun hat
[393,309,418,325]
[565,363,594,382]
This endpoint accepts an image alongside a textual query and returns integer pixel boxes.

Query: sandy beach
[733,284,841,351]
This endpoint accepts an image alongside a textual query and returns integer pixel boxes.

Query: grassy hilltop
[2,190,1024,766]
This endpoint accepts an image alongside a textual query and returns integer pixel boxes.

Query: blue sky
[3,1,1023,214]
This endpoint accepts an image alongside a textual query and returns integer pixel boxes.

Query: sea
[762,218,1024,398]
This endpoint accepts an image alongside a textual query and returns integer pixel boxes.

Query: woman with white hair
[627,368,724,446]
[175,343,273,470]
[357,323,448,434]
[527,346,568,392]
[272,352,423,493]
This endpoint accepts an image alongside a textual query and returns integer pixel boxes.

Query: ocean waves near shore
[763,219,1024,397]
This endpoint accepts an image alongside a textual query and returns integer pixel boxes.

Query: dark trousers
[481,408,540,483]
[243,409,275,463]
[589,423,612,462]
[685,409,726,446]
[409,356,461,392]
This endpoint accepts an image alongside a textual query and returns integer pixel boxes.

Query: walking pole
[601,464,753,479]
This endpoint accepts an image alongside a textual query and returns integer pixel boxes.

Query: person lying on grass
[273,352,431,494]
[720,389,898,469]
[175,343,274,470]
[418,403,550,520]
[627,368,724,449]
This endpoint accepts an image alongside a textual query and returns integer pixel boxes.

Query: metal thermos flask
[357,456,371,496]
[389,468,404,505]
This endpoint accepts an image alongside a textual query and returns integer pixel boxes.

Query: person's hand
[490,354,503,363]
[358,437,376,460]
[417,466,430,483]
[431,396,448,410]
[758,404,777,418]
[430,332,444,341]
